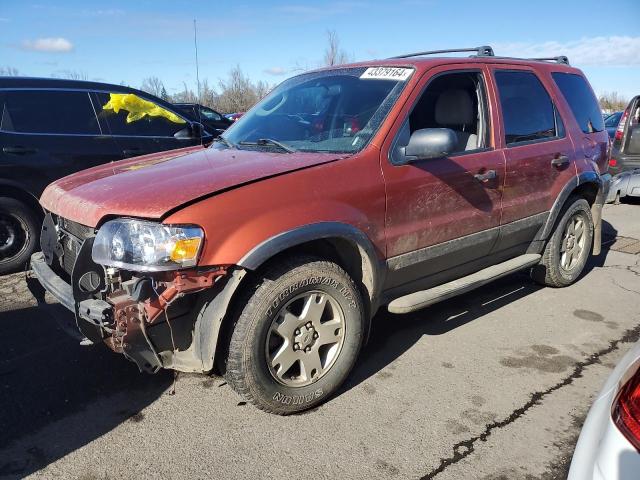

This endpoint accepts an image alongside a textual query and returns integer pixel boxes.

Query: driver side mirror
[400,128,457,164]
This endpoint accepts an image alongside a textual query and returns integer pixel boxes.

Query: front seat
[434,89,477,151]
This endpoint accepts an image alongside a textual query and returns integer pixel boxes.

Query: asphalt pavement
[0,200,639,480]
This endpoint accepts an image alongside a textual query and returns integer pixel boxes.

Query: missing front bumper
[30,251,165,373]
[30,251,243,375]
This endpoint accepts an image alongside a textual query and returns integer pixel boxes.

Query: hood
[41,145,345,227]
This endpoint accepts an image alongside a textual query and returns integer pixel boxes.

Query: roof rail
[390,45,494,59]
[528,56,570,65]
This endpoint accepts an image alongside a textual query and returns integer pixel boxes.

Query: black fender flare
[165,223,382,373]
[238,221,384,304]
[532,172,604,253]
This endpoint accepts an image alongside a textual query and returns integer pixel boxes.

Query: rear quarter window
[0,90,100,135]
[551,72,604,134]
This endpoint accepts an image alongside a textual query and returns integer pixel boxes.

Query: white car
[569,341,640,479]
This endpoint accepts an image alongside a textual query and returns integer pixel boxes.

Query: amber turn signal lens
[170,238,202,262]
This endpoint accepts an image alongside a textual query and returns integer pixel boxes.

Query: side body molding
[238,222,384,303]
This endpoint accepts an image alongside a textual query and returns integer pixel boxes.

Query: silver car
[569,341,640,479]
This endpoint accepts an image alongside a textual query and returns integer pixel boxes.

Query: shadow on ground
[0,299,172,478]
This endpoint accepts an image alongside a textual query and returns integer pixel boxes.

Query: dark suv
[0,77,211,274]
[173,103,232,135]
[31,46,610,414]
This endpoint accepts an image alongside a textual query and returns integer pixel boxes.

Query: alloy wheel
[265,290,346,387]
[560,213,586,271]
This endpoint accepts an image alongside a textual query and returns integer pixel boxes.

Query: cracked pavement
[0,202,639,480]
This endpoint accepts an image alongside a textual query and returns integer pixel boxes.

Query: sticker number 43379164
[360,67,413,81]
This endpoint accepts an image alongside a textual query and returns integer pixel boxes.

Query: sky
[1,0,639,100]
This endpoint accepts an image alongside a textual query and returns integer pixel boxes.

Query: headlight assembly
[92,218,204,271]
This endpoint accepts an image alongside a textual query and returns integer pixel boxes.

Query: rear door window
[551,72,604,134]
[494,70,558,146]
[0,90,100,135]
[95,92,187,137]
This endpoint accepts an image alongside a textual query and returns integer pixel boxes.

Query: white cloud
[21,37,74,53]
[264,66,287,76]
[494,36,640,67]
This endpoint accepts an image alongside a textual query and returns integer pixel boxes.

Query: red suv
[31,46,610,414]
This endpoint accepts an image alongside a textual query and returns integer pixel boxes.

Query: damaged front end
[30,213,244,373]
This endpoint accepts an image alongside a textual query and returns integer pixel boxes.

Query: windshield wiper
[214,136,236,149]
[239,138,297,153]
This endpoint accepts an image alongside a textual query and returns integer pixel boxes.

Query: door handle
[3,146,36,155]
[122,148,141,157]
[474,169,497,183]
[551,154,570,167]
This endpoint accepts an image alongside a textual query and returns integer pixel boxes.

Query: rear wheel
[0,197,40,275]
[532,197,593,287]
[224,256,365,414]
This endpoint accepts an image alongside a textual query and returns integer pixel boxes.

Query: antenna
[193,19,204,144]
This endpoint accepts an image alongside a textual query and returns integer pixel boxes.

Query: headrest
[435,89,474,126]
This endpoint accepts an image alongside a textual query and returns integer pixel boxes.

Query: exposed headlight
[92,218,204,272]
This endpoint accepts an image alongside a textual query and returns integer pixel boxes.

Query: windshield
[604,111,622,128]
[222,66,413,153]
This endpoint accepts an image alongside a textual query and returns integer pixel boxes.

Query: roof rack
[390,45,495,59]
[388,46,571,65]
[528,56,570,65]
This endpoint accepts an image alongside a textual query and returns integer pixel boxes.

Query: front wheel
[224,256,365,414]
[0,197,40,275]
[532,197,594,287]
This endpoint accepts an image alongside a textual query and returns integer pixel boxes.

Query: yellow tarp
[102,93,185,124]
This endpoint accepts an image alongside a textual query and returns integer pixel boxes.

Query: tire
[224,255,365,414]
[532,196,594,288]
[0,197,40,275]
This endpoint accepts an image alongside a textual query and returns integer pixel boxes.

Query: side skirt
[387,253,541,314]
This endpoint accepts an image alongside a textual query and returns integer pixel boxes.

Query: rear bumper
[609,152,640,176]
[30,251,75,312]
[607,169,640,202]
[568,341,640,479]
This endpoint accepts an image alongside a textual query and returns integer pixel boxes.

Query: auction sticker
[360,67,413,81]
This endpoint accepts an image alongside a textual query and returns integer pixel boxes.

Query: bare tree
[599,91,628,112]
[199,79,217,108]
[213,65,260,113]
[52,70,89,80]
[140,76,166,98]
[254,80,272,100]
[323,30,350,66]
[172,82,198,103]
[0,66,19,76]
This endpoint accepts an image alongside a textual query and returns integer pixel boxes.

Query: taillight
[610,158,617,167]
[613,369,640,451]
[615,108,630,142]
